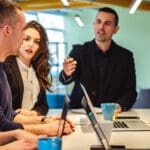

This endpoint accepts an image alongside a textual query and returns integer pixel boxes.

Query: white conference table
[48,109,150,150]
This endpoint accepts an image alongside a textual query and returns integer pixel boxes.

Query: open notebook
[80,83,150,132]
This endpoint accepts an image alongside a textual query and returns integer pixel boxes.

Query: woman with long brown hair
[4,20,52,116]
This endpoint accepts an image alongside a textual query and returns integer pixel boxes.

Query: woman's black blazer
[4,56,48,115]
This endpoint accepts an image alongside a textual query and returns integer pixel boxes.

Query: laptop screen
[80,83,111,150]
[57,95,70,137]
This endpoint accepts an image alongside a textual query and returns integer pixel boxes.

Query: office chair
[132,88,150,108]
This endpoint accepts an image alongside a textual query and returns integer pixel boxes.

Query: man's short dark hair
[98,7,119,26]
[0,0,22,27]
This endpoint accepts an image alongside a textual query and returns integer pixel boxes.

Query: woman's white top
[16,58,40,110]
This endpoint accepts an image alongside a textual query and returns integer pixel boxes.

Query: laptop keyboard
[113,121,129,128]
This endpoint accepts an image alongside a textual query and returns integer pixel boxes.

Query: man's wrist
[62,71,71,78]
[61,71,72,82]
[40,117,47,124]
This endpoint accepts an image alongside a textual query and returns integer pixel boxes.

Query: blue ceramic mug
[38,137,62,150]
[101,103,117,121]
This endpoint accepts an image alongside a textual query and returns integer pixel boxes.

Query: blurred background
[11,0,150,96]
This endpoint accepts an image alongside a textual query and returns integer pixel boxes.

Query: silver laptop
[113,118,150,131]
[80,83,150,132]
[81,89,127,149]
[81,96,111,149]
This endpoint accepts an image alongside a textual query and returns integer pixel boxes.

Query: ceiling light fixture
[75,15,84,27]
[129,0,142,14]
[61,0,69,6]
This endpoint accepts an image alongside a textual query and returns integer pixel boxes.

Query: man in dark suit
[59,7,137,112]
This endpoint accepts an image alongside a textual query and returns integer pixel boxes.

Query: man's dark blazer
[59,39,137,110]
[4,56,48,115]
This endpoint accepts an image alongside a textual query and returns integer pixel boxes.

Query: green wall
[63,6,150,89]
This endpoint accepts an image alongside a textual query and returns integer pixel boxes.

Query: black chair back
[132,89,150,108]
